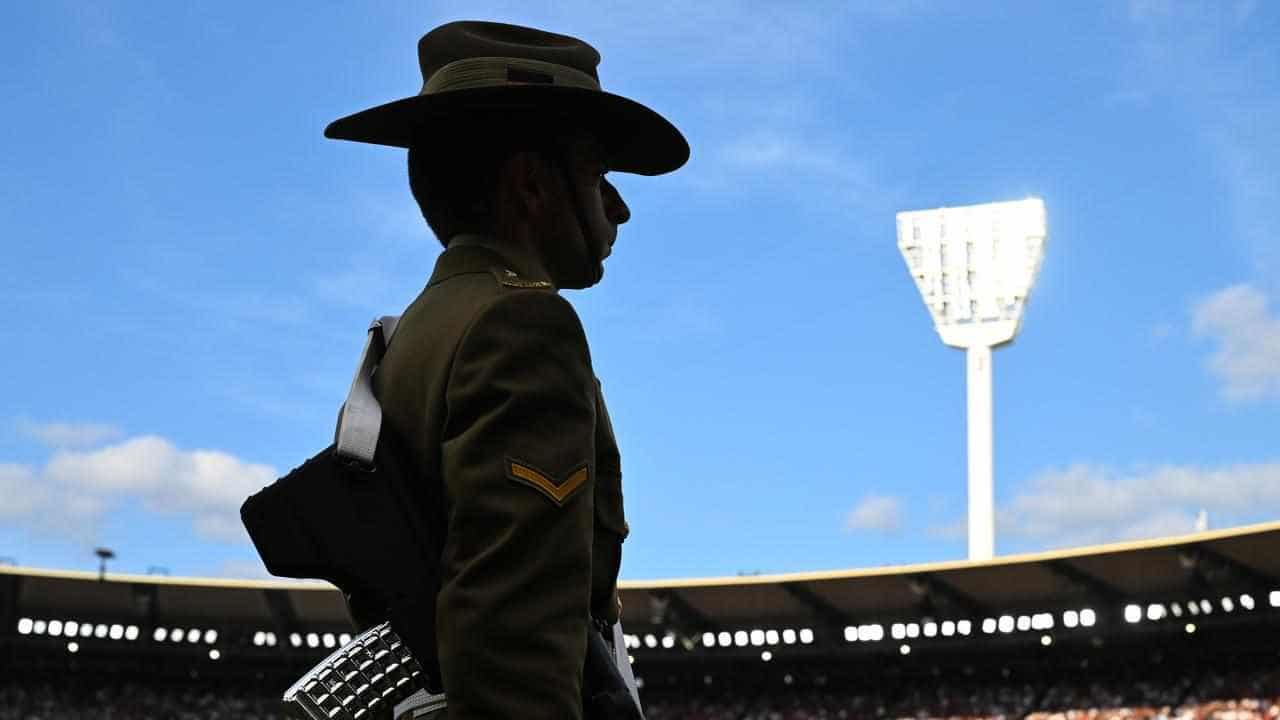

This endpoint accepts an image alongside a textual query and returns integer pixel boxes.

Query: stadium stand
[1,521,1277,718]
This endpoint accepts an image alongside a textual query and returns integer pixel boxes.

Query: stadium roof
[617,520,1280,633]
[3,521,1277,636]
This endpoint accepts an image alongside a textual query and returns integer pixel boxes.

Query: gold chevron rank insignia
[506,459,588,506]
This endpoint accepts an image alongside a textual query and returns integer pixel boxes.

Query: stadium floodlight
[661,634,676,649]
[899,644,911,656]
[982,618,996,634]
[1016,615,1031,632]
[799,628,815,644]
[957,620,972,636]
[1185,623,1197,634]
[782,629,796,645]
[1220,596,1235,613]
[1239,594,1254,610]
[897,198,1047,560]
[109,624,124,640]
[1040,635,1052,647]
[941,621,955,637]
[17,618,32,635]
[1079,609,1096,627]
[1124,605,1142,623]
[205,629,218,644]
[209,649,221,660]
[702,632,716,647]
[998,616,1014,634]
[717,631,731,647]
[1271,590,1280,608]
[760,651,773,662]
[68,641,79,654]
[844,626,858,642]
[923,622,937,637]
[49,620,64,636]
[750,629,765,646]
[79,623,93,638]
[765,629,779,645]
[65,621,79,637]
[1063,610,1079,628]
[891,623,906,640]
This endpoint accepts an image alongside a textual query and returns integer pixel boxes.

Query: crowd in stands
[0,651,1275,719]
[642,657,1280,720]
[0,674,283,720]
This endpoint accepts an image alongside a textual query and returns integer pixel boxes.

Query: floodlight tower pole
[896,198,1046,563]
[966,345,994,561]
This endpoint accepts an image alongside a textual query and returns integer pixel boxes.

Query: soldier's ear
[500,150,556,220]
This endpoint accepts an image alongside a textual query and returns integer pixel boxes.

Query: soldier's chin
[565,263,604,290]
[549,257,602,290]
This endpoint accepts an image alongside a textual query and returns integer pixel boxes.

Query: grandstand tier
[2,522,1277,670]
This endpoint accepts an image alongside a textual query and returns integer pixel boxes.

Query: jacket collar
[426,239,514,288]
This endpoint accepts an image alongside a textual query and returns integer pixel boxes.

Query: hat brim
[324,85,689,176]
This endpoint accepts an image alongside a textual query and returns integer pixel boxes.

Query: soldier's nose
[603,179,630,225]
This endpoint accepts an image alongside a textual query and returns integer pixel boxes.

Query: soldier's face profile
[560,133,629,262]
[531,132,630,288]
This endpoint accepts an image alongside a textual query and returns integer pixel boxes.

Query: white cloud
[15,420,123,449]
[845,495,902,533]
[216,558,331,584]
[1121,3,1280,281]
[0,464,47,520]
[217,558,273,580]
[1192,284,1280,402]
[998,461,1280,549]
[690,128,899,216]
[4,435,276,547]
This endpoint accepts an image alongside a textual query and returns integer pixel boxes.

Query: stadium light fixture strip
[897,198,1047,560]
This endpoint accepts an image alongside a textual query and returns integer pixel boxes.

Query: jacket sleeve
[437,289,596,720]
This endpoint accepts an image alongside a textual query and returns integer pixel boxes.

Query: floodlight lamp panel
[896,198,1046,349]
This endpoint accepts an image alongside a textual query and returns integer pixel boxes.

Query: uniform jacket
[374,243,629,720]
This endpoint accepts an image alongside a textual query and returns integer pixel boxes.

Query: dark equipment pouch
[240,431,444,684]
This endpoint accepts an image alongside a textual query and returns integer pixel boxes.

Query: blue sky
[2,1,1278,581]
